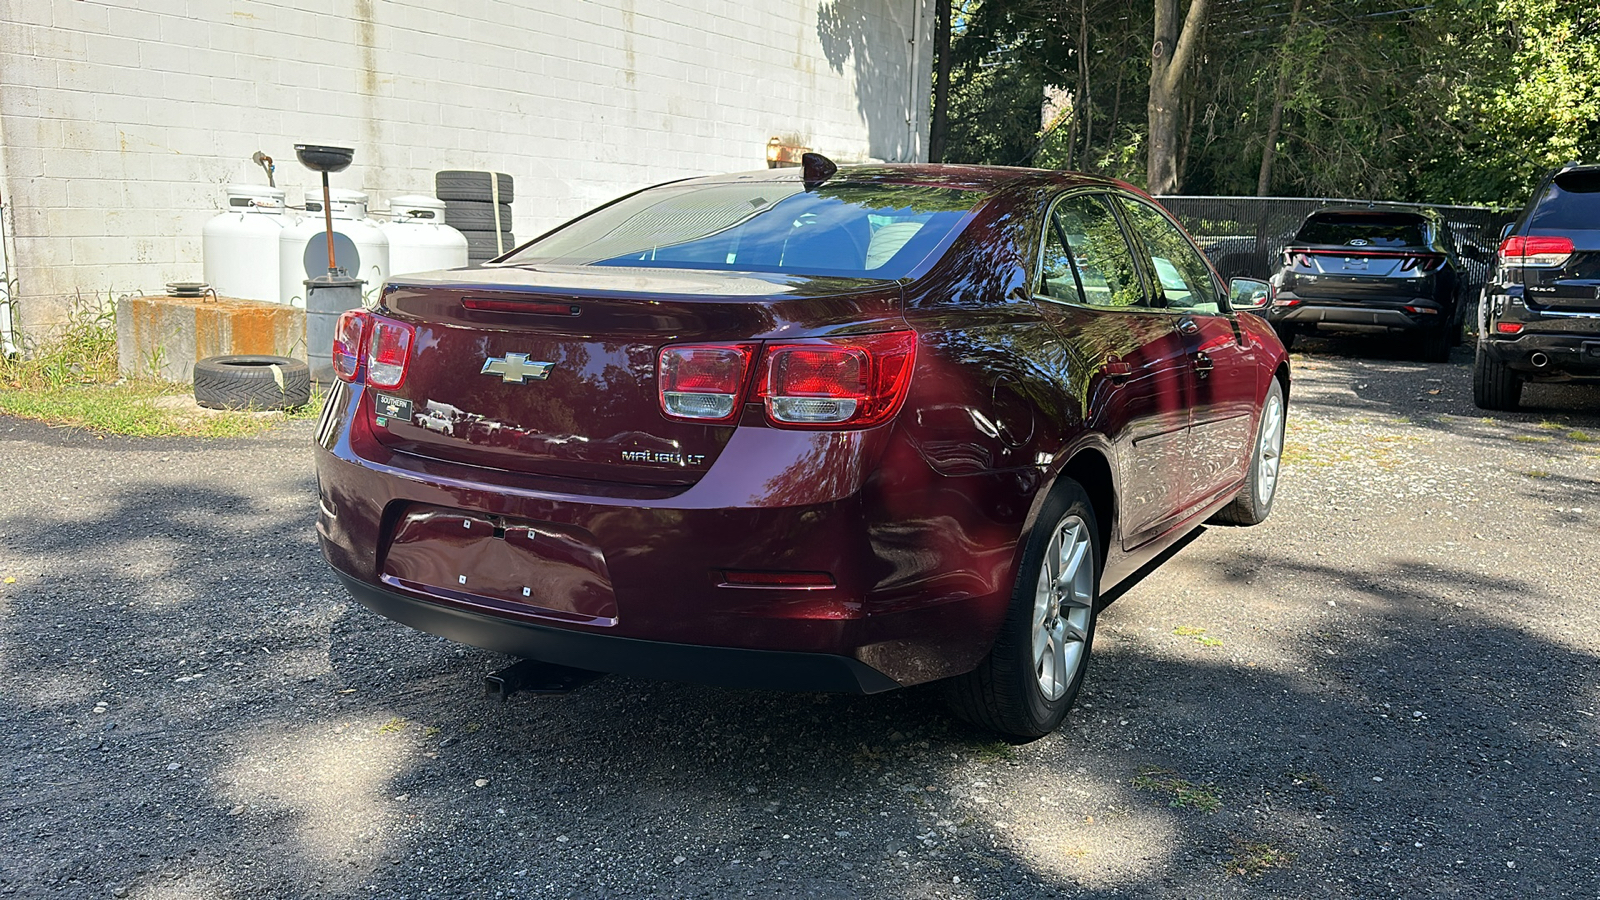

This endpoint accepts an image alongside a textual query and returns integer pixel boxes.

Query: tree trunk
[930,0,952,162]
[1076,0,1092,170]
[1146,0,1209,195]
[1256,0,1303,195]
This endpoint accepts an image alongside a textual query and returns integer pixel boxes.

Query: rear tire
[1212,379,1285,526]
[946,480,1100,741]
[1473,345,1523,410]
[1419,325,1453,363]
[434,170,513,203]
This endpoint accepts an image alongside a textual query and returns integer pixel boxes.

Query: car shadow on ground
[4,466,1597,898]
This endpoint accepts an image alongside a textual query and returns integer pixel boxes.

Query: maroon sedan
[314,159,1288,738]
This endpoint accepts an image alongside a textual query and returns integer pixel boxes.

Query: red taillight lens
[1499,235,1574,267]
[757,331,917,428]
[658,343,757,422]
[1400,254,1444,272]
[332,309,369,383]
[366,316,415,389]
[1496,322,1525,334]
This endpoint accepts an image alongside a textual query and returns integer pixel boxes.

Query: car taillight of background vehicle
[658,344,757,423]
[332,309,369,382]
[365,316,415,389]
[658,331,917,429]
[1399,254,1445,272]
[1499,235,1574,267]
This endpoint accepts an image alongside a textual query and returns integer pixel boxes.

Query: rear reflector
[366,316,416,389]
[1402,305,1440,315]
[719,569,836,589]
[1500,235,1574,267]
[1496,322,1525,334]
[332,309,369,383]
[658,343,757,423]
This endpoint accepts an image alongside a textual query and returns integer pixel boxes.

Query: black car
[1264,207,1468,361]
[1475,163,1600,410]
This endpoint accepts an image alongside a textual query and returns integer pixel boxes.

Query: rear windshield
[503,180,984,279]
[1294,212,1428,247]
[1526,169,1600,230]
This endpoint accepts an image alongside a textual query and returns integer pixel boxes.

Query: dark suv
[1475,163,1600,410]
[1265,207,1467,361]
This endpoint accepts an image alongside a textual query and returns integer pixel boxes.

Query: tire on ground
[192,355,311,411]
[443,199,514,232]
[434,170,513,204]
[1472,345,1523,411]
[1212,378,1286,526]
[945,478,1101,741]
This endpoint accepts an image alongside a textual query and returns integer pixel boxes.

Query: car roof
[676,163,1135,196]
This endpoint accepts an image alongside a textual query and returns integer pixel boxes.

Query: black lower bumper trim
[335,572,903,695]
[1480,334,1600,378]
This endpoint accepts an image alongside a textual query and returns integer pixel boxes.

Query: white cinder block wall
[0,0,934,334]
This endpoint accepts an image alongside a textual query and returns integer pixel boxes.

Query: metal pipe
[1530,352,1549,368]
[321,171,337,275]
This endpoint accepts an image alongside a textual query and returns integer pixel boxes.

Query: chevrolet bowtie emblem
[481,353,555,383]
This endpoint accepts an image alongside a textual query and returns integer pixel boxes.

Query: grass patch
[0,297,319,437]
[1173,625,1222,648]
[1513,435,1553,443]
[1524,470,1551,479]
[1537,420,1564,431]
[376,716,408,734]
[1131,767,1221,812]
[1568,430,1594,443]
[1226,839,1295,878]
[968,739,1016,762]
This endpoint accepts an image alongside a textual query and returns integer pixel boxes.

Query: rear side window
[1526,169,1600,230]
[1037,194,1146,308]
[1295,212,1427,247]
[504,181,984,279]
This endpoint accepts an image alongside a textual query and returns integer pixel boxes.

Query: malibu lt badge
[482,353,555,384]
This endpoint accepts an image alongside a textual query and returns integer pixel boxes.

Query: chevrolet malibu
[314,158,1290,739]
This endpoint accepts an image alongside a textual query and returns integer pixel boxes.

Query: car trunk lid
[366,265,904,486]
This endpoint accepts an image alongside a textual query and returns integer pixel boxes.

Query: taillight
[1500,235,1574,267]
[332,309,369,383]
[658,343,757,422]
[1400,254,1444,272]
[366,316,415,389]
[1496,322,1524,334]
[655,332,918,429]
[756,331,917,428]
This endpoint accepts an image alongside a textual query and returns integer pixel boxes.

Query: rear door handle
[1192,351,1214,376]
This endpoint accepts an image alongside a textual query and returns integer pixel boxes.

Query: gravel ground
[3,336,1598,899]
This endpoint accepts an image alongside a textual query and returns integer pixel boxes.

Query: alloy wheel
[1031,515,1095,701]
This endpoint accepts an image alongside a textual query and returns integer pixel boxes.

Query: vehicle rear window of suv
[1525,168,1600,231]
[1294,212,1427,247]
[505,181,985,280]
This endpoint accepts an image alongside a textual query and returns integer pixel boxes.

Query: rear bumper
[1479,333,1600,379]
[1265,296,1451,333]
[313,382,1025,690]
[334,570,902,693]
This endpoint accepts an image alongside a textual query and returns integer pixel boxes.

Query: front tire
[1212,378,1286,526]
[946,480,1100,741]
[1473,345,1523,410]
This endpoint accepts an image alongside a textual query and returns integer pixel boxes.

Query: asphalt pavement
[2,335,1598,899]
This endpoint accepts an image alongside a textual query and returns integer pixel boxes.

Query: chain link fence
[1161,196,1518,293]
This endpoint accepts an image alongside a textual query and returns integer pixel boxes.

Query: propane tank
[202,185,288,303]
[381,195,469,276]
[278,188,389,307]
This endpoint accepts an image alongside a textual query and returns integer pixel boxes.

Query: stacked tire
[435,171,514,266]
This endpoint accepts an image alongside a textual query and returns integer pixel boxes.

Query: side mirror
[1228,277,1271,312]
